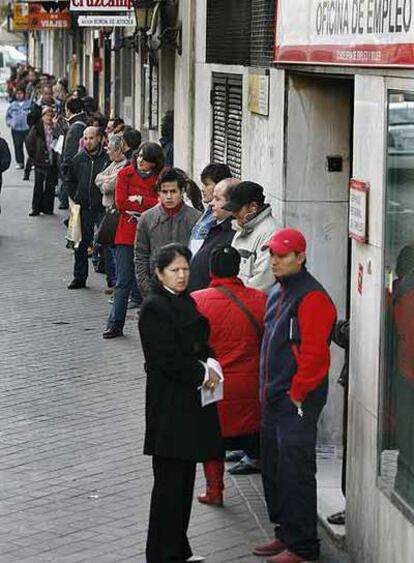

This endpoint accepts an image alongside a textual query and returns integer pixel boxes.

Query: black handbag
[95,208,121,245]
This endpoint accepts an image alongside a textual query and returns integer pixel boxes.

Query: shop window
[379,90,414,514]
[210,73,242,179]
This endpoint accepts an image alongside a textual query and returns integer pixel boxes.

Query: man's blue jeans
[107,245,141,330]
[73,207,104,281]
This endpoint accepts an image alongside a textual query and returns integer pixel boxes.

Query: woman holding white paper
[138,242,223,563]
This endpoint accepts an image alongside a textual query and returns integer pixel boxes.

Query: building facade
[29,2,414,560]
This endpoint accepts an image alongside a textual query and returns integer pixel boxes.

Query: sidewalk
[0,112,349,562]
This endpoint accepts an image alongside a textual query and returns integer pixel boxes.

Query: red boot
[197,459,224,506]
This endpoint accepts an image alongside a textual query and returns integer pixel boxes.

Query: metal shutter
[211,74,243,179]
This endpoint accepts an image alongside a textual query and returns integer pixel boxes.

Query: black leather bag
[95,208,120,245]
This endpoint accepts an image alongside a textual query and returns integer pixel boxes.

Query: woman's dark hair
[209,245,241,277]
[154,243,192,273]
[175,168,203,211]
[135,142,165,174]
[201,163,232,184]
[156,167,186,192]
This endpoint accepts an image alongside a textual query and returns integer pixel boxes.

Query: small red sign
[28,3,71,30]
[93,57,103,73]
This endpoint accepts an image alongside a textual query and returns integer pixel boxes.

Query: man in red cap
[253,228,336,563]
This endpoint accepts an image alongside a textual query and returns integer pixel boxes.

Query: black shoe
[29,210,41,216]
[67,279,86,289]
[23,175,30,181]
[58,203,69,210]
[228,460,261,475]
[103,327,123,339]
[225,450,245,463]
[327,510,346,525]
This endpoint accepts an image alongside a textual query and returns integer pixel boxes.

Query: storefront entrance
[285,73,354,448]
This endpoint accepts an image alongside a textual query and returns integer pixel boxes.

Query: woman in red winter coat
[103,142,165,339]
[192,244,267,505]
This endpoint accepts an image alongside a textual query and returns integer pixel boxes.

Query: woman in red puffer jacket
[192,245,267,506]
[103,142,165,339]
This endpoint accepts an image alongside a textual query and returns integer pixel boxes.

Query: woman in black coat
[25,106,58,216]
[138,243,223,563]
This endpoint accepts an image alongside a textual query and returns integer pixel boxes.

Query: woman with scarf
[25,106,58,216]
[103,142,165,339]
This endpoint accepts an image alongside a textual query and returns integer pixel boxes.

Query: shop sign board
[78,14,135,26]
[11,3,30,32]
[28,3,71,30]
[275,0,414,67]
[69,0,133,11]
[248,73,270,116]
[349,179,369,243]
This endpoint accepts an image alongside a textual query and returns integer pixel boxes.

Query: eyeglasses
[165,267,190,276]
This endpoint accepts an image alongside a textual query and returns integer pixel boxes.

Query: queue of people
[6,66,343,563]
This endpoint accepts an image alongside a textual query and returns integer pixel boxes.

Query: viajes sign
[275,0,414,67]
[69,0,133,11]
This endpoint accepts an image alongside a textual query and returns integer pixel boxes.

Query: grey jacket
[135,203,201,295]
[231,204,279,293]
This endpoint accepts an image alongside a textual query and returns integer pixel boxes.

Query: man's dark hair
[88,112,107,129]
[154,243,192,273]
[82,96,98,116]
[210,245,241,277]
[123,128,142,151]
[201,163,232,184]
[134,142,165,173]
[66,97,84,115]
[156,167,186,192]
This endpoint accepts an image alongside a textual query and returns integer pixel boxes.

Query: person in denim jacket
[6,87,31,170]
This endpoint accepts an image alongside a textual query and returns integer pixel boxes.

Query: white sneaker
[187,557,205,562]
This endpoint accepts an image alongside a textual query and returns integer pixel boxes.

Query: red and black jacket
[260,268,337,404]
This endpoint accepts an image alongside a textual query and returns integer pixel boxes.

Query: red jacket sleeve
[115,170,159,213]
[290,290,337,402]
[115,172,137,212]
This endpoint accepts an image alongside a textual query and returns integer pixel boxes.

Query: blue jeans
[107,245,141,330]
[73,207,104,281]
[104,246,117,287]
[261,392,325,560]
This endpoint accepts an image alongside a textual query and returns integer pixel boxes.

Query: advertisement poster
[275,0,414,67]
[11,3,30,32]
[28,3,71,30]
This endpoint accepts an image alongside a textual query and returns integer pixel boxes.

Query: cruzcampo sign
[274,0,414,67]
[69,0,133,10]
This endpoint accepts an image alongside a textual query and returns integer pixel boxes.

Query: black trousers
[146,456,195,563]
[32,168,58,214]
[11,129,27,166]
[261,394,325,561]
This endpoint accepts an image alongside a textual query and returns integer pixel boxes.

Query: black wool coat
[138,284,223,462]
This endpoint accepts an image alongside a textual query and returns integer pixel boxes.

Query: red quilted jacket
[114,164,159,246]
[192,276,267,437]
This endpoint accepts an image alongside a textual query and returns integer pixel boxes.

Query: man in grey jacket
[223,181,279,294]
[135,168,201,295]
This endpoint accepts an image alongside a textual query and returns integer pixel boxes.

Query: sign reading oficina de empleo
[274,0,414,67]
[69,0,133,10]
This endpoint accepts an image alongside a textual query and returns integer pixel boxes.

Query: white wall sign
[349,179,369,243]
[70,0,133,12]
[248,74,270,116]
[78,14,135,26]
[275,0,414,67]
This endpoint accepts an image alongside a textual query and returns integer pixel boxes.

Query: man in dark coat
[0,135,11,215]
[65,126,109,289]
[59,97,88,209]
[188,177,238,292]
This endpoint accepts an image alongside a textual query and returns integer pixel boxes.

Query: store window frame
[377,83,414,525]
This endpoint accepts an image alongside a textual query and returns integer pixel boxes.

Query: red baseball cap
[263,228,307,255]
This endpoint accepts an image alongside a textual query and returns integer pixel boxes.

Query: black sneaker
[67,279,86,289]
[103,327,123,339]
